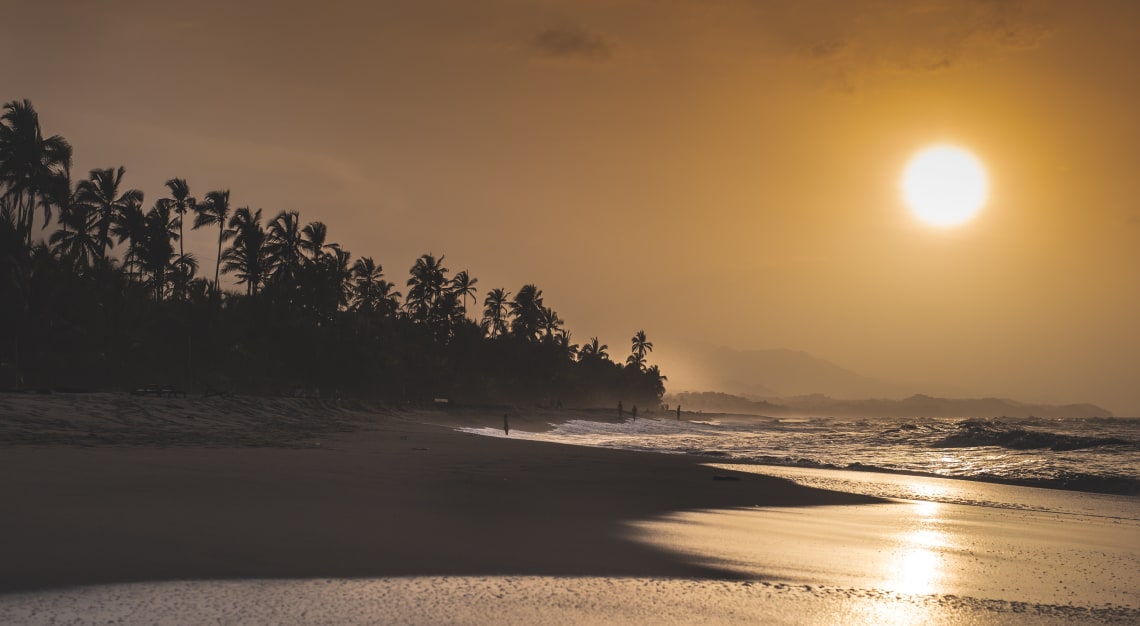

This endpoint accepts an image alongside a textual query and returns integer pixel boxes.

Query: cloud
[530,25,612,61]
[776,0,1055,90]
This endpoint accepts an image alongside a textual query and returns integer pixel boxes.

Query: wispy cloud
[778,0,1055,90]
[530,25,612,61]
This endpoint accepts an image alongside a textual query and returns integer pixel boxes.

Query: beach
[1,393,1137,624]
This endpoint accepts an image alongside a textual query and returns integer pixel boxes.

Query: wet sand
[1,393,1138,624]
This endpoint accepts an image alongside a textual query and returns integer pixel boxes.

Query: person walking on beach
[503,413,510,436]
[631,404,637,421]
[677,404,681,420]
[618,400,623,418]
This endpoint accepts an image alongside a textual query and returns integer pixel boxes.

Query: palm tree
[553,330,579,360]
[163,178,195,260]
[627,329,654,371]
[222,207,267,296]
[481,287,510,338]
[49,198,102,270]
[509,284,544,341]
[322,247,353,312]
[450,270,478,318]
[350,256,400,316]
[539,305,563,340]
[301,220,338,263]
[194,189,231,293]
[0,99,72,248]
[136,200,179,303]
[74,166,143,261]
[646,364,668,397]
[109,194,147,281]
[404,253,448,323]
[579,337,609,362]
[264,210,304,287]
[169,253,199,301]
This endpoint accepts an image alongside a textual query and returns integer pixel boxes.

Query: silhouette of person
[618,400,623,418]
[632,405,637,421]
[677,404,681,420]
[503,413,510,436]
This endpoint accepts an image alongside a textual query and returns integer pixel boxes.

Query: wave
[931,418,1131,452]
[722,453,1140,497]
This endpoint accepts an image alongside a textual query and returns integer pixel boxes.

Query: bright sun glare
[901,145,989,227]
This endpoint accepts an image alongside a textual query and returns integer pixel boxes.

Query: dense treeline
[0,100,666,406]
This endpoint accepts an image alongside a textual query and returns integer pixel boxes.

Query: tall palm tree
[0,99,72,247]
[222,207,267,296]
[74,166,142,261]
[404,253,448,323]
[194,189,231,292]
[350,256,400,316]
[163,178,195,260]
[509,284,544,341]
[627,329,654,371]
[450,270,478,318]
[109,194,147,281]
[328,247,353,310]
[49,199,102,270]
[481,287,510,338]
[264,210,304,287]
[136,200,178,303]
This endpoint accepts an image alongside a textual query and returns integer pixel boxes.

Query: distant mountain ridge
[674,346,911,399]
[663,346,1112,418]
[666,391,1113,419]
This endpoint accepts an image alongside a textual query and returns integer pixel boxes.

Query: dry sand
[1,393,1138,624]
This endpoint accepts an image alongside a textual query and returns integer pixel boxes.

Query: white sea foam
[460,414,1140,497]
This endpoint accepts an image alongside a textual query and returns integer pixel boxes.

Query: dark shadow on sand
[0,419,883,593]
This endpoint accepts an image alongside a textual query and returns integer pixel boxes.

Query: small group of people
[617,400,683,421]
[503,399,685,437]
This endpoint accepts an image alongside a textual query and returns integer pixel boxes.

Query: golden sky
[5,1,1139,413]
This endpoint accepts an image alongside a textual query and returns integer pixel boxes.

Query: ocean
[460,413,1140,501]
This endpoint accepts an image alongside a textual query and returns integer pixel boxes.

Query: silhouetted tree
[481,288,510,339]
[579,337,609,362]
[405,253,448,324]
[194,189,231,294]
[222,207,267,296]
[509,284,544,341]
[627,329,653,371]
[75,166,142,261]
[350,256,400,316]
[264,210,304,287]
[163,178,195,260]
[136,200,179,303]
[109,194,147,281]
[0,99,72,248]
[300,220,334,262]
[451,270,478,318]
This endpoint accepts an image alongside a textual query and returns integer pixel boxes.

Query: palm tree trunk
[214,226,222,295]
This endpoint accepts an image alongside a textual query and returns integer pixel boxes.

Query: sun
[901,145,989,227]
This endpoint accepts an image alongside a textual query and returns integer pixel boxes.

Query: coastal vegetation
[0,99,666,406]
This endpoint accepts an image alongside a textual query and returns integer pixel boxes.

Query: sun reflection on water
[885,501,949,596]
